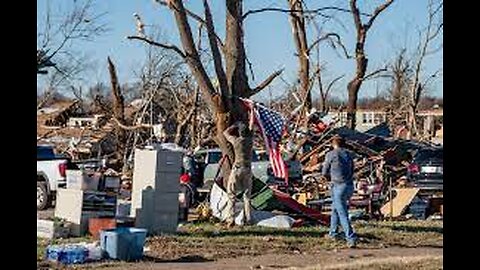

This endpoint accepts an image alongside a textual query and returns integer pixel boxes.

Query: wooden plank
[300,137,333,163]
[380,188,420,217]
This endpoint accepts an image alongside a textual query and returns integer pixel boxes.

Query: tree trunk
[169,0,236,183]
[319,95,326,113]
[288,0,311,111]
[347,0,394,129]
[346,25,367,130]
[392,76,403,109]
[107,57,126,167]
[347,79,360,129]
[408,104,418,138]
[223,0,252,188]
[346,50,367,129]
[168,0,255,190]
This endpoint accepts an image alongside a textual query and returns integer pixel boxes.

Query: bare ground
[37,219,443,270]
[69,247,442,270]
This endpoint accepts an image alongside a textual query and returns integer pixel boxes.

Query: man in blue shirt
[322,135,357,247]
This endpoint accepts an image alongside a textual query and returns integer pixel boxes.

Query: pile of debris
[37,100,117,161]
[283,117,443,221]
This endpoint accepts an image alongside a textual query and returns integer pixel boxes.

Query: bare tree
[286,0,349,113]
[129,0,284,188]
[287,0,312,110]
[407,0,443,136]
[37,0,107,107]
[37,54,92,109]
[37,0,107,74]
[316,67,344,113]
[174,86,200,146]
[107,57,127,166]
[346,0,395,129]
[388,49,411,110]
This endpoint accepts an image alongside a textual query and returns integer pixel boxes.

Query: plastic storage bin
[100,227,147,261]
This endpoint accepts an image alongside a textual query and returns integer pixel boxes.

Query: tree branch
[246,56,256,82]
[325,74,345,97]
[168,0,218,111]
[423,69,442,87]
[307,32,351,59]
[243,6,372,20]
[427,22,443,42]
[203,0,228,96]
[365,0,395,31]
[307,33,334,52]
[350,0,363,34]
[249,68,284,97]
[127,35,186,58]
[155,0,225,50]
[362,68,388,81]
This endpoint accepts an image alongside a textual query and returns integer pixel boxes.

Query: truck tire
[37,182,52,210]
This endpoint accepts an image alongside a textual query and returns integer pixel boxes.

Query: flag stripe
[240,98,288,181]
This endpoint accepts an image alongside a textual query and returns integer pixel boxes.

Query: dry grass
[36,220,443,269]
[136,219,442,262]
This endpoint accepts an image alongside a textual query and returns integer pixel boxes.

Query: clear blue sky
[37,0,443,101]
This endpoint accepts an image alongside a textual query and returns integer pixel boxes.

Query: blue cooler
[100,227,147,261]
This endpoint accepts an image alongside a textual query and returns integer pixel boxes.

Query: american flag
[241,98,289,182]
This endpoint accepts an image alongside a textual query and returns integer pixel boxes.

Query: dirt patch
[100,247,442,270]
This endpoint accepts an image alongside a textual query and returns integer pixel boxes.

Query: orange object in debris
[89,218,116,239]
[296,193,308,205]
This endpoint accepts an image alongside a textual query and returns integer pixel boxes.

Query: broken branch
[325,74,345,97]
[362,68,388,81]
[155,0,225,50]
[249,68,284,97]
[127,35,186,58]
[365,0,395,31]
[307,33,351,59]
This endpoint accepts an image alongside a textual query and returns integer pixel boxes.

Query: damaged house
[37,100,117,160]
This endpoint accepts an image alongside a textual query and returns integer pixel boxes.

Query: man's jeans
[329,182,356,244]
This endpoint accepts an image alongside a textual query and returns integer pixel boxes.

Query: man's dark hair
[331,135,345,147]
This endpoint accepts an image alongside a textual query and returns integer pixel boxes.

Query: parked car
[406,147,443,190]
[194,148,303,191]
[37,145,77,210]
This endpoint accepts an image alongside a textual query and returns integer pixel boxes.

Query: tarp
[210,182,296,227]
[257,215,296,228]
[210,182,246,225]
[210,183,284,227]
[210,181,330,227]
[365,122,392,137]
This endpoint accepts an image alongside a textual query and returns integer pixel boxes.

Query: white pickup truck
[37,145,72,210]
